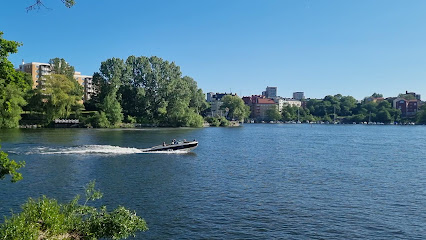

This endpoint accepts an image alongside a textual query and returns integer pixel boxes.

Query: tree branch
[26,0,75,12]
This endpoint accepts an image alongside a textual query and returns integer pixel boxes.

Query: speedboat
[141,140,198,152]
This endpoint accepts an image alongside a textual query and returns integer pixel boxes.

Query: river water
[0,124,425,239]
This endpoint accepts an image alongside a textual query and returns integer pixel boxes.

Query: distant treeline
[268,94,426,124]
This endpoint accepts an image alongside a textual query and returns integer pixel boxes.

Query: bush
[205,117,229,127]
[126,115,137,124]
[83,111,111,128]
[0,181,148,240]
[218,116,229,126]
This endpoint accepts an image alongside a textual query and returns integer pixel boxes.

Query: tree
[371,93,383,98]
[376,109,392,123]
[350,114,366,123]
[339,96,357,116]
[42,74,84,122]
[0,32,31,128]
[27,0,76,11]
[92,55,206,127]
[101,91,123,126]
[281,105,298,121]
[417,108,426,124]
[0,146,25,182]
[220,95,250,121]
[96,58,125,126]
[266,108,281,121]
[398,93,416,100]
[49,58,75,79]
[0,81,27,128]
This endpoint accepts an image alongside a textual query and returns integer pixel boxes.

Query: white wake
[21,145,188,155]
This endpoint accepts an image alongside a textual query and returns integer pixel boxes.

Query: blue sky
[2,0,426,100]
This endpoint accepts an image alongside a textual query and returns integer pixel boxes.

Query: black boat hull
[142,141,198,152]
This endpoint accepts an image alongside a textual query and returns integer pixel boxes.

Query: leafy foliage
[220,95,250,121]
[0,145,25,182]
[398,93,416,100]
[0,81,27,128]
[49,57,75,80]
[416,107,426,124]
[0,32,31,128]
[38,74,84,123]
[205,116,229,127]
[288,93,402,123]
[0,181,148,239]
[265,108,281,121]
[371,93,383,98]
[88,56,207,127]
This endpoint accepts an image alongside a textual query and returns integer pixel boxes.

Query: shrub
[0,181,148,239]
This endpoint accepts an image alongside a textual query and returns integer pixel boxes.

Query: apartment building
[74,72,94,101]
[17,62,52,89]
[253,98,277,120]
[393,98,422,117]
[206,92,238,117]
[83,76,94,101]
[275,98,302,111]
[17,61,94,101]
[243,95,278,120]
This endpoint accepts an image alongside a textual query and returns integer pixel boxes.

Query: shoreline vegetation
[2,33,426,129]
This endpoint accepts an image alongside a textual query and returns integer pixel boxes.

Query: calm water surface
[0,124,425,239]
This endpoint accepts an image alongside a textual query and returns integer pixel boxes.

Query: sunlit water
[0,125,425,239]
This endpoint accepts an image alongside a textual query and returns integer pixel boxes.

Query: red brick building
[393,98,422,117]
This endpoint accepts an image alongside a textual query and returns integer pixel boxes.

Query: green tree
[0,146,25,182]
[42,74,83,122]
[182,76,208,114]
[376,109,392,123]
[0,32,32,128]
[389,108,401,123]
[0,81,27,128]
[371,93,383,98]
[350,114,366,123]
[339,96,357,116]
[281,105,297,121]
[220,95,250,121]
[377,100,391,109]
[95,58,125,126]
[101,91,123,126]
[398,93,416,100]
[266,108,281,121]
[417,111,426,124]
[93,56,206,127]
[49,57,75,80]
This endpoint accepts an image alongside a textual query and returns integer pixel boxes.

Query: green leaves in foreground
[0,180,148,239]
[0,146,25,182]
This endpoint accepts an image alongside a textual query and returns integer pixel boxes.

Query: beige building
[17,61,94,102]
[18,62,52,89]
[272,97,302,112]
